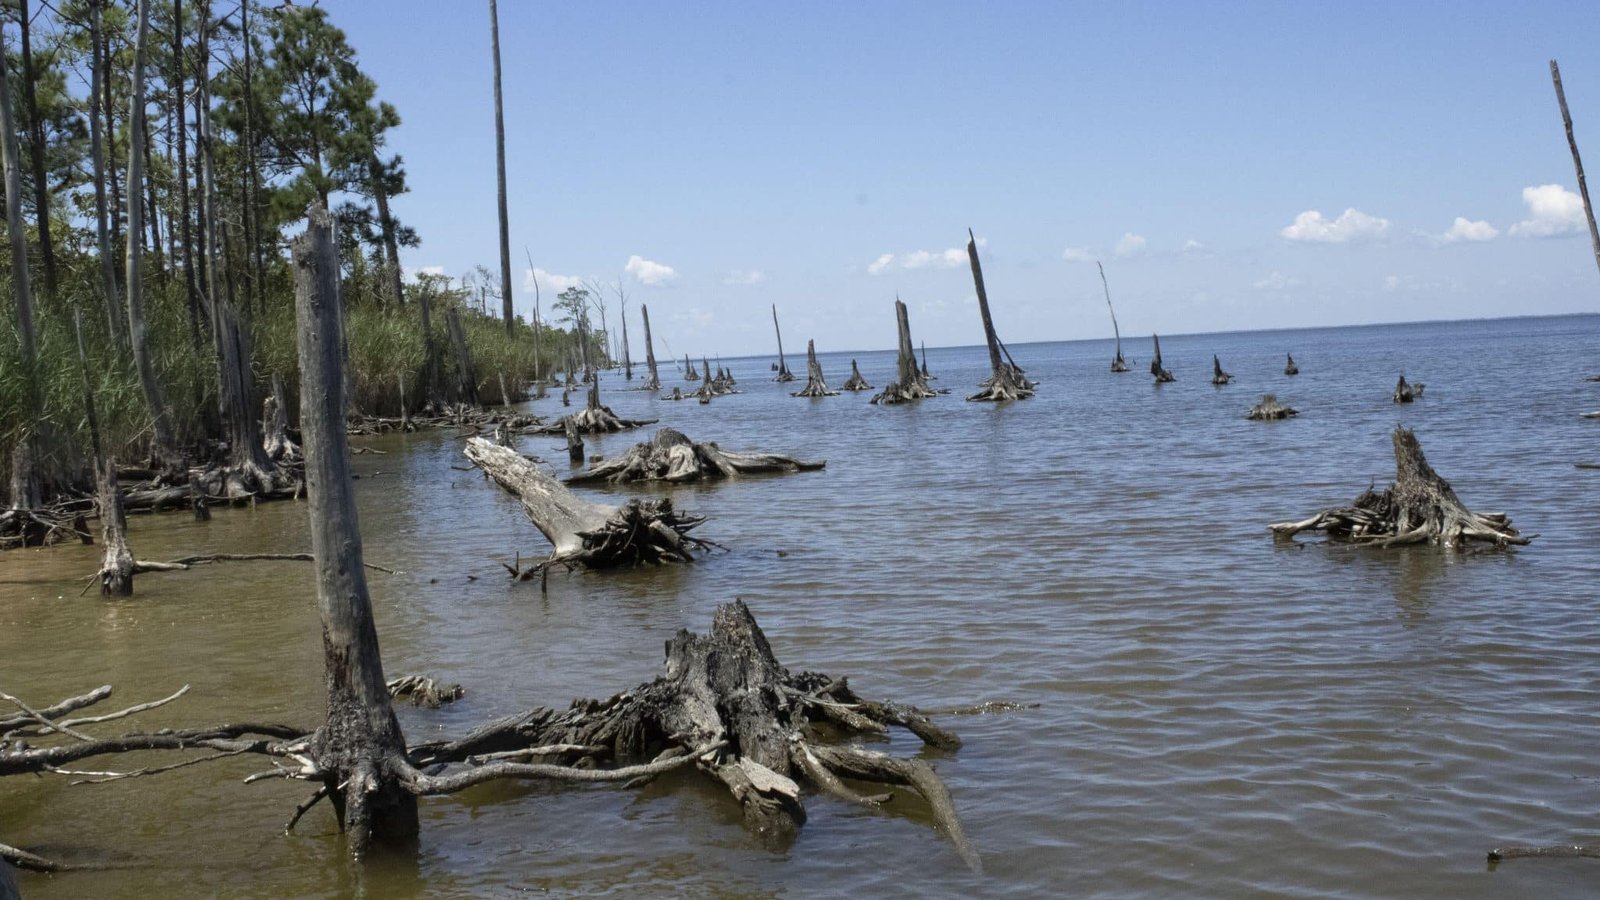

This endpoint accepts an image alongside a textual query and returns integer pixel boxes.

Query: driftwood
[964,230,1034,402]
[772,304,795,381]
[792,340,838,397]
[1285,353,1299,376]
[1150,335,1174,383]
[841,359,873,391]
[465,438,713,575]
[1270,426,1530,548]
[1247,394,1298,421]
[1211,354,1233,385]
[1393,375,1424,403]
[871,299,944,404]
[1099,262,1129,372]
[568,428,824,485]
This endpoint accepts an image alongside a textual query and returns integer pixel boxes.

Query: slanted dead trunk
[1270,426,1530,548]
[871,299,944,405]
[639,303,661,389]
[841,359,872,391]
[465,438,711,575]
[1150,334,1174,383]
[792,340,838,397]
[921,341,933,380]
[1247,394,1297,421]
[569,428,824,484]
[772,304,795,381]
[1099,262,1128,372]
[1285,353,1299,376]
[1393,375,1424,403]
[1211,354,1233,385]
[965,230,1034,402]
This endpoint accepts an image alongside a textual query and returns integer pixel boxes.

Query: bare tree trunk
[103,18,122,262]
[0,40,42,515]
[640,303,660,390]
[771,304,794,381]
[192,2,211,317]
[620,296,633,380]
[1099,262,1127,372]
[174,0,200,344]
[18,0,57,295]
[525,253,542,381]
[792,339,837,397]
[77,312,134,595]
[141,113,163,282]
[372,157,404,307]
[870,299,940,404]
[446,306,480,406]
[293,204,419,856]
[89,0,126,348]
[241,0,266,308]
[489,0,514,335]
[417,284,441,408]
[965,229,1033,401]
[1551,60,1600,278]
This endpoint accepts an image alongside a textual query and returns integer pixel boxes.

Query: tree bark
[489,0,514,334]
[640,303,660,390]
[1550,60,1600,279]
[293,204,419,856]
[17,0,56,295]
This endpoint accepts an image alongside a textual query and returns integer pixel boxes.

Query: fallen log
[792,340,838,397]
[1211,354,1233,385]
[1285,352,1299,376]
[1270,426,1530,548]
[1393,374,1424,403]
[1247,394,1298,421]
[568,428,824,484]
[841,359,873,391]
[964,230,1035,402]
[1150,334,1174,383]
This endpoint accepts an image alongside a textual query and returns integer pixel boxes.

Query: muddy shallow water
[4,315,1600,897]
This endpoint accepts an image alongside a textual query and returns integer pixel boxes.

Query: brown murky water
[5,315,1600,897]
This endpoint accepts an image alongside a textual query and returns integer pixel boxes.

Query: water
[4,314,1600,897]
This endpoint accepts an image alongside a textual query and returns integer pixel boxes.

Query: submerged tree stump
[792,340,838,397]
[1247,394,1298,421]
[1285,353,1299,376]
[964,230,1035,402]
[871,299,944,405]
[568,428,824,484]
[1150,334,1175,383]
[841,359,873,391]
[1393,374,1424,403]
[536,377,656,435]
[1211,354,1233,385]
[1270,426,1530,548]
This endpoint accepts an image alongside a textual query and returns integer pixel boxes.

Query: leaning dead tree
[1393,374,1424,403]
[964,229,1034,402]
[1150,334,1174,383]
[841,359,872,391]
[638,303,661,390]
[772,304,795,381]
[1247,394,1298,421]
[568,428,824,485]
[465,437,712,576]
[792,339,838,397]
[1551,60,1600,279]
[1270,426,1530,548]
[1099,262,1128,372]
[871,299,944,405]
[1285,353,1299,376]
[1211,354,1233,385]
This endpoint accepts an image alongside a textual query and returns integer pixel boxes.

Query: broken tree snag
[567,428,824,485]
[464,437,713,575]
[792,339,838,397]
[871,299,943,404]
[920,341,934,379]
[1270,426,1531,548]
[1393,374,1425,403]
[1247,394,1298,421]
[95,457,135,596]
[1150,334,1175,383]
[771,304,795,381]
[841,359,873,391]
[445,305,480,406]
[537,373,657,435]
[639,303,661,390]
[293,204,419,854]
[965,229,1035,402]
[1285,353,1299,376]
[191,301,302,503]
[1551,60,1600,279]
[262,372,300,463]
[405,600,979,870]
[684,354,700,381]
[1211,354,1233,385]
[1099,261,1129,372]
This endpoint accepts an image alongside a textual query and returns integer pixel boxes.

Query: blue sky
[324,0,1600,355]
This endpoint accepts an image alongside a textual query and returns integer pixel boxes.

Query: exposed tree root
[841,359,873,391]
[568,428,824,485]
[1247,394,1298,421]
[792,340,839,397]
[1270,426,1530,548]
[1211,354,1233,385]
[1393,375,1425,403]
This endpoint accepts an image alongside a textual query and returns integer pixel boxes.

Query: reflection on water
[3,315,1600,898]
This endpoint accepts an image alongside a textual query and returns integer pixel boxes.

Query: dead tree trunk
[772,304,795,381]
[1211,354,1233,385]
[921,341,933,380]
[489,0,515,335]
[75,311,134,595]
[871,299,943,404]
[446,306,480,406]
[1270,426,1529,548]
[697,355,717,402]
[639,303,661,389]
[89,0,124,349]
[1099,262,1128,372]
[965,230,1034,402]
[192,301,298,501]
[684,354,700,381]
[1285,353,1299,376]
[841,359,872,391]
[294,204,419,856]
[0,40,42,543]
[1150,334,1174,383]
[792,340,838,397]
[17,0,55,295]
[1247,394,1298,421]
[620,299,633,381]
[1393,374,1424,403]
[569,428,824,484]
[1550,60,1600,279]
[263,373,299,463]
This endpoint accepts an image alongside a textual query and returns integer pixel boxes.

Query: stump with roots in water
[464,438,714,576]
[1211,354,1233,385]
[536,379,656,435]
[872,300,944,404]
[1393,374,1425,403]
[1247,394,1298,421]
[683,354,700,381]
[568,428,824,485]
[841,359,873,391]
[792,340,838,397]
[1150,334,1175,383]
[1270,426,1530,548]
[964,230,1035,402]
[1285,353,1299,376]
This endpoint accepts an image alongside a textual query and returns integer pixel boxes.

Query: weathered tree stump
[1247,394,1298,421]
[871,299,944,405]
[1211,354,1233,385]
[1270,426,1530,548]
[1150,334,1175,383]
[772,304,796,382]
[964,230,1035,402]
[841,359,873,391]
[536,376,656,435]
[684,354,700,381]
[792,340,838,397]
[568,428,824,484]
[262,372,300,463]
[1393,374,1424,403]
[1284,353,1299,376]
[638,303,661,390]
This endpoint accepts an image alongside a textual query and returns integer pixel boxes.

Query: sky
[322,0,1600,356]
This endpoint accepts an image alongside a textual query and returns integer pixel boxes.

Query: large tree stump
[683,354,700,381]
[791,339,838,397]
[536,375,656,435]
[1393,374,1425,403]
[1247,394,1298,421]
[1211,354,1233,385]
[262,372,300,463]
[964,230,1035,402]
[871,299,944,405]
[1270,426,1530,548]
[1284,353,1299,376]
[841,359,872,391]
[568,428,824,484]
[1150,334,1175,383]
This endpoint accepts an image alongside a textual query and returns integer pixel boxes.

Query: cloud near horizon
[1436,217,1498,244]
[1510,184,1586,237]
[625,255,678,286]
[523,267,584,295]
[1252,271,1301,290]
[1114,233,1147,258]
[1062,246,1095,263]
[867,238,985,275]
[1281,207,1390,243]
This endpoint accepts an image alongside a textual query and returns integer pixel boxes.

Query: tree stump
[568,428,824,484]
[684,354,700,381]
[964,230,1035,402]
[1150,334,1175,383]
[1211,354,1233,385]
[1247,394,1298,421]
[871,299,943,404]
[841,359,873,391]
[1393,374,1424,403]
[536,376,656,435]
[1284,353,1299,376]
[792,340,838,397]
[1270,426,1530,548]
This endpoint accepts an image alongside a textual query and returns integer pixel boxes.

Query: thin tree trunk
[640,303,660,389]
[772,304,793,381]
[18,0,57,295]
[89,0,125,348]
[293,204,419,856]
[241,0,265,307]
[125,0,176,455]
[1099,261,1127,371]
[192,2,211,317]
[174,0,200,345]
[1,39,42,512]
[418,283,440,408]
[104,19,122,263]
[141,107,163,282]
[489,0,514,334]
[372,156,404,306]
[621,301,632,380]
[1551,60,1600,279]
[525,253,542,380]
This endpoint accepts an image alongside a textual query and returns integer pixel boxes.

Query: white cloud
[1437,217,1499,244]
[1280,207,1390,243]
[1114,233,1147,258]
[624,255,678,286]
[1510,184,1586,237]
[867,253,895,275]
[1252,271,1301,290]
[1182,238,1206,253]
[867,241,978,275]
[1383,274,1403,292]
[723,269,765,285]
[1062,246,1094,263]
[524,267,584,294]
[411,265,445,280]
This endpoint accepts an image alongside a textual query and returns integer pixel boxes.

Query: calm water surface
[4,315,1600,897]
